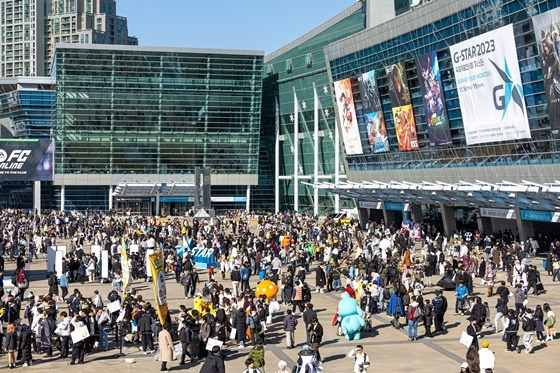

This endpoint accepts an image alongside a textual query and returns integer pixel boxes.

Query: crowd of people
[0,208,559,372]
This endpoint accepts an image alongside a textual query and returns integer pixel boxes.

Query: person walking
[234,308,248,348]
[292,281,305,315]
[466,317,480,351]
[347,345,371,373]
[302,303,317,344]
[454,282,468,316]
[283,309,298,349]
[309,317,323,363]
[157,323,174,372]
[19,324,33,367]
[179,319,192,365]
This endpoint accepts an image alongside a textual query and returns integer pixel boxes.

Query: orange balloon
[255,279,278,299]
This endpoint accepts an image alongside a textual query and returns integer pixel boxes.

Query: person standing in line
[543,303,556,341]
[347,345,371,373]
[56,311,71,358]
[504,309,520,353]
[406,296,420,341]
[478,340,495,372]
[521,308,536,353]
[5,323,17,369]
[309,317,323,363]
[283,309,298,349]
[423,299,434,338]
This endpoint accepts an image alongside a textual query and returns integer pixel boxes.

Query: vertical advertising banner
[532,8,560,135]
[386,63,419,151]
[358,70,389,153]
[416,51,452,146]
[334,78,364,155]
[121,238,131,296]
[149,252,169,325]
[450,24,530,145]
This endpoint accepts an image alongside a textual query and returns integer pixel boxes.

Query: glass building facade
[326,0,559,176]
[261,2,366,214]
[54,43,264,211]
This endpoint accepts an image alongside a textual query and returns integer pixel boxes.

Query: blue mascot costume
[337,292,366,340]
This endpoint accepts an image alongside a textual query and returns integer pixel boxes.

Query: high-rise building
[0,0,48,77]
[0,0,137,78]
[46,0,138,74]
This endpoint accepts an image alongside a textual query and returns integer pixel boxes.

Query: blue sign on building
[520,209,555,222]
[385,202,404,211]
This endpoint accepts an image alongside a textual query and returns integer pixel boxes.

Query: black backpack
[302,284,312,302]
[522,316,535,332]
[383,288,392,301]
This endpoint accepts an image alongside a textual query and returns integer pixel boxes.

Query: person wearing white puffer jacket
[55,311,72,358]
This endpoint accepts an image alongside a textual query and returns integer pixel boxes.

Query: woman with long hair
[535,304,545,342]
[543,303,556,341]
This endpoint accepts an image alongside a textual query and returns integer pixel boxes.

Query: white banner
[146,249,155,277]
[358,201,383,209]
[450,24,530,145]
[101,250,109,279]
[479,208,516,220]
[129,244,139,254]
[334,78,363,155]
[47,247,56,273]
[91,245,102,259]
[55,251,64,278]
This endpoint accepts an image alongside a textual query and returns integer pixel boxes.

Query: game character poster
[358,70,389,153]
[333,78,364,155]
[386,63,419,150]
[533,8,560,135]
[416,51,452,146]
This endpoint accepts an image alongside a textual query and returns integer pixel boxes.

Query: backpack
[383,288,392,301]
[407,306,419,321]
[485,246,492,254]
[302,284,312,302]
[432,298,443,312]
[522,316,535,332]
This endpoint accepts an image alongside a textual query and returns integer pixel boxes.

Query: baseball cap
[481,340,489,348]
[461,362,468,368]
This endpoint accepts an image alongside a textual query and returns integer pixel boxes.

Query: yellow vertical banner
[148,252,168,325]
[121,237,131,296]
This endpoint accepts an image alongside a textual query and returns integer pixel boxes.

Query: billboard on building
[450,24,530,145]
[386,63,419,151]
[358,70,389,153]
[0,139,54,181]
[416,51,452,146]
[334,78,363,155]
[532,8,560,135]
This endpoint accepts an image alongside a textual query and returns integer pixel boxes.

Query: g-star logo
[488,58,525,120]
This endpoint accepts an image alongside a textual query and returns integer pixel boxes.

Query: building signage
[386,62,419,151]
[532,8,560,136]
[0,139,54,181]
[334,78,363,155]
[211,196,247,202]
[385,202,404,211]
[520,209,559,223]
[479,208,516,220]
[358,201,383,209]
[415,51,452,146]
[449,24,530,145]
[160,196,191,203]
[358,70,389,153]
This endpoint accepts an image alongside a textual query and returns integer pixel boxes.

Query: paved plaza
[3,243,560,373]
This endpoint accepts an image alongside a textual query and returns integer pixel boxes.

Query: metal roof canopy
[314,180,560,211]
[113,182,195,198]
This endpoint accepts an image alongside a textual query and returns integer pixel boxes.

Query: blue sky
[118,0,357,54]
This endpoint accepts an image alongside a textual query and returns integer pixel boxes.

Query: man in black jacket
[303,303,317,344]
[137,311,154,353]
[200,345,225,373]
[309,317,323,363]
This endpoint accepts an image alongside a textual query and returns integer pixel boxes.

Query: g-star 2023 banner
[450,24,530,145]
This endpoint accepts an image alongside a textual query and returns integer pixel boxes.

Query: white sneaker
[23,363,28,367]
[143,351,148,355]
